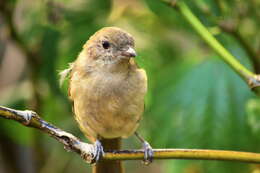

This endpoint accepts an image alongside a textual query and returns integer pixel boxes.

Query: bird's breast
[70,69,147,139]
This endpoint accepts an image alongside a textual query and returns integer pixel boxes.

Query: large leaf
[146,57,256,172]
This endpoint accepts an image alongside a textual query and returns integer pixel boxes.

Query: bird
[60,27,153,172]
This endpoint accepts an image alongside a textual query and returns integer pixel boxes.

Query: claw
[92,140,105,164]
[142,141,153,165]
[17,110,36,125]
[134,132,153,165]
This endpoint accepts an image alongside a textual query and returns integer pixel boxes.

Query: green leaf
[147,57,255,172]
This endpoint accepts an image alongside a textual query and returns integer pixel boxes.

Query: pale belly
[71,70,147,140]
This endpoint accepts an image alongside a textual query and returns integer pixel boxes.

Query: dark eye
[102,41,110,49]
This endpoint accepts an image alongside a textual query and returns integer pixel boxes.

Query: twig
[231,30,260,72]
[105,149,260,163]
[0,106,95,163]
[187,0,260,73]
[161,0,260,91]
[218,19,260,73]
[1,105,260,163]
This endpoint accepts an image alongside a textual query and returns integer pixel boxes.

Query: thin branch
[188,0,260,73]
[0,106,96,163]
[217,19,260,73]
[1,106,260,164]
[105,149,260,163]
[231,30,260,72]
[161,0,260,91]
[175,1,253,78]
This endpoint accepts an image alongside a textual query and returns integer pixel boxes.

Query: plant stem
[162,0,260,91]
[176,1,254,80]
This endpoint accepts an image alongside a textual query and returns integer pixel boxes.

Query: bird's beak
[122,47,137,58]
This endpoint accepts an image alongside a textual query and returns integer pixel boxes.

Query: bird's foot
[91,140,105,164]
[134,132,153,165]
[142,141,153,165]
[17,110,37,125]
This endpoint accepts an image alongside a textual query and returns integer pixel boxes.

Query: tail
[93,138,123,173]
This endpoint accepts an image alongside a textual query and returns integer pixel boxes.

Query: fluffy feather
[58,63,74,87]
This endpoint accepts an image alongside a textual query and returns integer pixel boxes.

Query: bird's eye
[102,41,110,49]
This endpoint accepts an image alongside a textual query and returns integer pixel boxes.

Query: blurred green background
[0,0,260,172]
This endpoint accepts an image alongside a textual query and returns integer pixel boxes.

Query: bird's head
[83,27,136,65]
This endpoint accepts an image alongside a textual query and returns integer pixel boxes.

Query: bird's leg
[134,132,153,165]
[92,139,105,164]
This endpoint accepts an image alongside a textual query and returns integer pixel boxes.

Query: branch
[106,149,260,163]
[218,18,260,73]
[161,0,260,92]
[0,106,95,163]
[1,106,260,164]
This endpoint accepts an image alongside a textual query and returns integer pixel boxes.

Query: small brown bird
[60,27,152,171]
